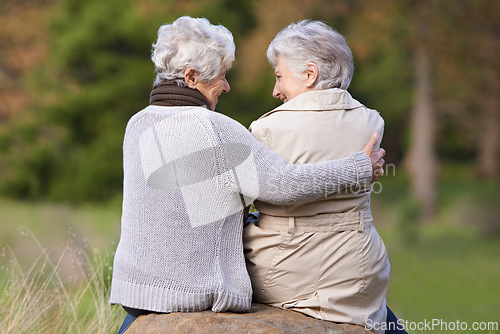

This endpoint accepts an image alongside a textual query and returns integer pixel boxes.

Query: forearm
[255,151,372,205]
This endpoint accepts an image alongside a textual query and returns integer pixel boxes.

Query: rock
[126,303,370,333]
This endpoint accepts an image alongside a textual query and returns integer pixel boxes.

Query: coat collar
[258,89,364,120]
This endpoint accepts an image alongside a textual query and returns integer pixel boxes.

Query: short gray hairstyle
[152,16,235,86]
[267,20,354,90]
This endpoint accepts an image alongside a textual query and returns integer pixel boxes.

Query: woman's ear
[184,67,198,89]
[305,62,319,88]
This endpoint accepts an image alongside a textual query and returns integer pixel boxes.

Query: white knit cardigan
[109,105,372,313]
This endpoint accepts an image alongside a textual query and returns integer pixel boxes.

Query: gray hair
[152,16,235,86]
[267,20,354,90]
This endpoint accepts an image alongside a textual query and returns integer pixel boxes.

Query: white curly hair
[151,16,235,86]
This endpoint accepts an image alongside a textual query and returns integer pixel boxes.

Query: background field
[1,166,499,333]
[0,0,499,333]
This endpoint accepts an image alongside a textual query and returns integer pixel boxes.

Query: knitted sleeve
[211,111,372,206]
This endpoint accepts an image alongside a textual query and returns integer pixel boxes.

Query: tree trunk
[477,74,500,179]
[406,43,437,220]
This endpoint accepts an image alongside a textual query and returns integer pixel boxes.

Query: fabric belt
[258,209,373,234]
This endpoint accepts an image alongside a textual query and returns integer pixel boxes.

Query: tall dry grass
[0,227,123,334]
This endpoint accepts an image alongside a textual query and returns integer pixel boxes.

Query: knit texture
[109,105,372,313]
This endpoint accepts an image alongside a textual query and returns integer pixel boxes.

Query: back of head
[152,16,235,86]
[267,20,354,90]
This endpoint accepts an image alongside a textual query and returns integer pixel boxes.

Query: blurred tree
[349,0,500,219]
[404,0,438,219]
[343,0,500,219]
[0,0,497,206]
[0,0,54,119]
[0,0,260,202]
[0,0,154,201]
[344,1,413,165]
[0,0,60,199]
[43,0,158,201]
[452,1,500,179]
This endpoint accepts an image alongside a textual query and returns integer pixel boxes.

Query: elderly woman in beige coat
[243,21,406,334]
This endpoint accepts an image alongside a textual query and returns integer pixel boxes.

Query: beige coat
[243,89,390,333]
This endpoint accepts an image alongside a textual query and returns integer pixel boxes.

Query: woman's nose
[272,85,280,99]
[223,79,230,93]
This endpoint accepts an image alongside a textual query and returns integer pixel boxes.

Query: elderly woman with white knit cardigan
[243,21,407,334]
[109,16,385,334]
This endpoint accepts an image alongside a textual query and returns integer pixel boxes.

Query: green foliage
[199,0,257,41]
[49,0,150,82]
[0,0,155,202]
[0,0,497,203]
[0,114,64,199]
[0,0,264,203]
[350,50,413,163]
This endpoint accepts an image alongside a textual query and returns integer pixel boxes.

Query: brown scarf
[149,81,209,108]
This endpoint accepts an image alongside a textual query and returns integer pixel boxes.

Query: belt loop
[288,217,295,234]
[358,211,364,233]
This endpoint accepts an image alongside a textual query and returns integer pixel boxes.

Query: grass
[0,206,125,334]
[0,163,499,333]
[0,196,122,251]
[380,225,500,333]
[370,163,500,333]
